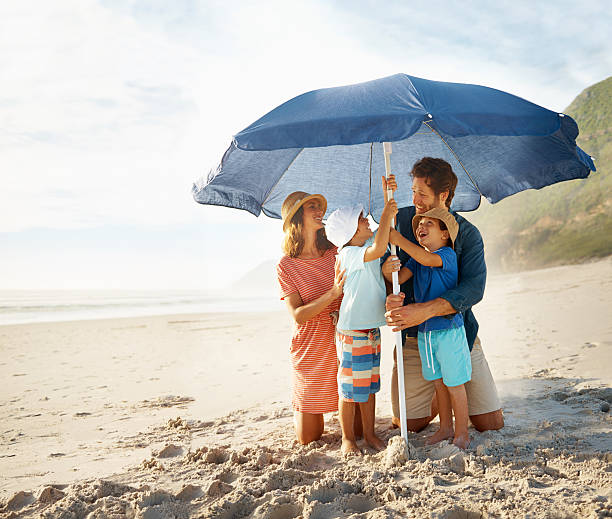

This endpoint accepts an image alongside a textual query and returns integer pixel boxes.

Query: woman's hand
[332,259,346,298]
[381,254,401,281]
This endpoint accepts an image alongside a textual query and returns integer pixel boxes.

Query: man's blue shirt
[387,206,487,350]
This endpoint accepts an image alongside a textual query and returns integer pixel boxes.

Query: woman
[277,191,345,444]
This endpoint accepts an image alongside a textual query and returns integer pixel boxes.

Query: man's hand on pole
[385,300,436,332]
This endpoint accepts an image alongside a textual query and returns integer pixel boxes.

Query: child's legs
[353,405,363,438]
[338,398,360,454]
[358,393,375,438]
[342,328,384,449]
[358,393,386,450]
[417,330,447,427]
[338,399,356,440]
[435,327,472,389]
[337,329,377,451]
[425,379,454,445]
[433,379,453,431]
[447,383,468,436]
[338,328,380,423]
[336,330,364,438]
[432,327,471,447]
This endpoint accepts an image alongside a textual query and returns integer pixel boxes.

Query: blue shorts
[418,326,471,387]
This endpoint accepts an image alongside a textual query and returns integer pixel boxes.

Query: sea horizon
[0,289,283,326]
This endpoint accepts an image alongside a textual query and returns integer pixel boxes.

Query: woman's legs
[294,411,324,445]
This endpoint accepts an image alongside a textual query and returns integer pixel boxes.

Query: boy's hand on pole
[381,198,398,221]
[381,255,401,281]
[382,174,398,193]
[389,228,402,246]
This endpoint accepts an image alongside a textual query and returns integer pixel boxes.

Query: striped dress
[277,247,341,414]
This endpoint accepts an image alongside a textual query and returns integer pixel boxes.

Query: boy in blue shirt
[325,196,397,455]
[389,207,472,449]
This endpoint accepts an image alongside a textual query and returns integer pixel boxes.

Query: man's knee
[470,409,504,432]
[393,415,433,433]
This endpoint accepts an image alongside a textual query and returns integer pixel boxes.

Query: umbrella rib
[261,148,305,208]
[423,121,483,198]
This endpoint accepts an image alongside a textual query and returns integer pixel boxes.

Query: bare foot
[425,427,454,445]
[341,438,361,456]
[364,434,386,451]
[452,432,470,450]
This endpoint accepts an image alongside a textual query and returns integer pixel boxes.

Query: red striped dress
[277,247,341,414]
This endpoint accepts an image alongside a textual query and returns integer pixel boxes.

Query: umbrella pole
[383,142,409,444]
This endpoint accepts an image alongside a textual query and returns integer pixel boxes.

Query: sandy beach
[1,258,611,518]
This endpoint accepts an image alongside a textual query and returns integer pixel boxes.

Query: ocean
[0,290,283,325]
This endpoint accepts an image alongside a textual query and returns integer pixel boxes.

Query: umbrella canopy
[193,73,595,219]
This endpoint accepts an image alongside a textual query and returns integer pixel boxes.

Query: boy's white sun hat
[325,204,364,250]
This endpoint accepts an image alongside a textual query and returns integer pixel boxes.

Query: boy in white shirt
[325,197,397,455]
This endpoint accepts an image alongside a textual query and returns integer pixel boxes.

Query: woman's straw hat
[281,191,327,232]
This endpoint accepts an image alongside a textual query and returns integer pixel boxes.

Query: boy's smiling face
[349,212,373,246]
[416,217,450,251]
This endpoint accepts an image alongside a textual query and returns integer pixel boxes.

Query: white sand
[1,258,611,518]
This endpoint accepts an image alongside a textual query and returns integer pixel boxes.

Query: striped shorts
[336,328,381,403]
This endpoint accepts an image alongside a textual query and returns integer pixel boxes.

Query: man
[383,157,504,433]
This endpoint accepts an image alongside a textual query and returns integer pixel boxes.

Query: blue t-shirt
[384,206,486,351]
[337,236,386,331]
[405,246,464,333]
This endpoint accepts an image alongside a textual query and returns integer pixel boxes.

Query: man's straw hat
[281,191,327,232]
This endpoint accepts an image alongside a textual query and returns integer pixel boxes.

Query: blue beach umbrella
[193,73,595,221]
[193,73,595,443]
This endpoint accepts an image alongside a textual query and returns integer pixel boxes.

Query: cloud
[326,0,612,110]
[1,0,609,287]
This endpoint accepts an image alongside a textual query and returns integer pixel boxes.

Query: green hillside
[467,76,612,272]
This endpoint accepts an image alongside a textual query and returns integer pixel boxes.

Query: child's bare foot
[425,427,454,445]
[364,434,386,451]
[341,438,361,456]
[452,432,470,450]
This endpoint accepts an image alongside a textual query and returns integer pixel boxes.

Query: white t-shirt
[336,236,386,331]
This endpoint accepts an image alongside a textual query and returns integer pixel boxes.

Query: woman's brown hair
[282,207,334,258]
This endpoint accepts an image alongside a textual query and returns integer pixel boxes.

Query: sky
[1,0,610,290]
